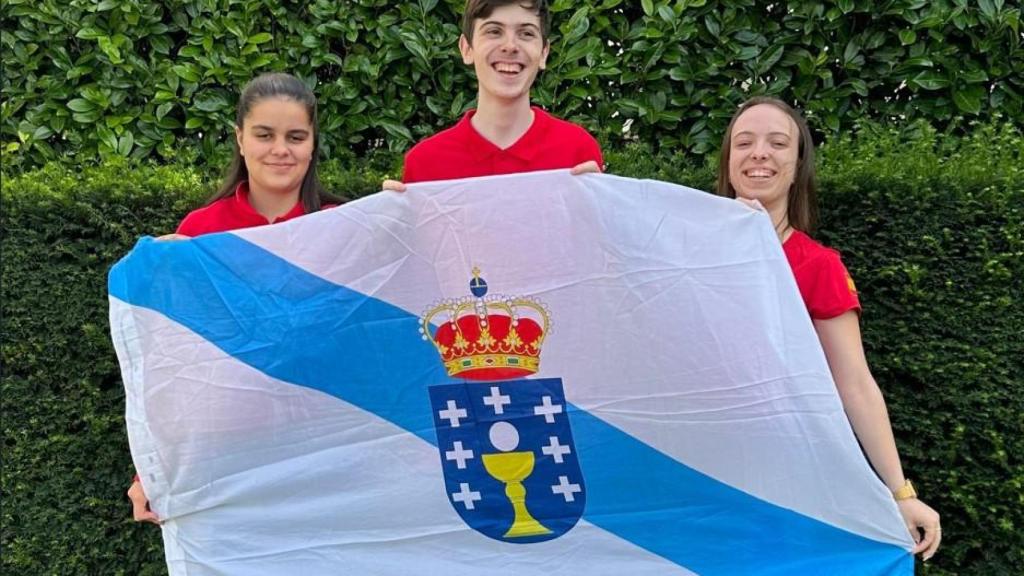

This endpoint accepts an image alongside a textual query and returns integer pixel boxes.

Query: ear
[539,43,550,70]
[234,125,243,156]
[459,34,473,65]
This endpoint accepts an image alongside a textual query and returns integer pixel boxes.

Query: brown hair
[461,0,550,45]
[716,96,818,233]
[208,72,341,213]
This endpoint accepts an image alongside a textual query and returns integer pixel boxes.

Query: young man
[391,0,602,187]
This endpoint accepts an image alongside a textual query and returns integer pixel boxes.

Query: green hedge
[2,124,1022,575]
[2,0,1022,170]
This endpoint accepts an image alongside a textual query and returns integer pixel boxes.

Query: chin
[488,85,529,102]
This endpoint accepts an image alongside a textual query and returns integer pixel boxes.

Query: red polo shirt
[176,182,307,237]
[402,107,603,183]
[783,230,861,320]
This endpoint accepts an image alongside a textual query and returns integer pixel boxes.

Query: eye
[734,140,751,149]
[254,132,272,140]
[288,134,308,143]
[771,140,789,148]
[484,27,501,37]
[520,29,536,39]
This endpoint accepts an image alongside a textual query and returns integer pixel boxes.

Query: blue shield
[429,377,586,543]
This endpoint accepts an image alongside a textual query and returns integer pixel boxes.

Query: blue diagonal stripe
[109,233,911,575]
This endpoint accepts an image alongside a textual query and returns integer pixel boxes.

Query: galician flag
[109,171,914,575]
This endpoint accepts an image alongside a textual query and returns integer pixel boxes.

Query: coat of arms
[420,268,586,543]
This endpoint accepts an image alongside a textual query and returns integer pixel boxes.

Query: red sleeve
[585,133,604,171]
[401,149,420,183]
[806,252,861,320]
[175,211,202,237]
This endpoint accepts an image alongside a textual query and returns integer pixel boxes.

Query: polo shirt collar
[456,107,551,163]
[233,181,305,224]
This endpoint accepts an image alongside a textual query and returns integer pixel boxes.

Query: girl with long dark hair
[718,96,942,561]
[129,72,340,522]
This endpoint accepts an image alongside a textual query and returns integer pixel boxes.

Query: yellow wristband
[892,480,917,501]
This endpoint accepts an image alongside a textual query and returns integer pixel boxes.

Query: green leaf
[172,65,200,83]
[902,57,934,68]
[67,98,95,113]
[960,69,989,84]
[75,27,103,40]
[96,125,117,150]
[641,0,654,17]
[248,32,273,45]
[953,85,984,114]
[72,110,102,123]
[704,15,720,37]
[737,46,759,61]
[157,116,182,129]
[911,71,949,90]
[564,7,591,43]
[898,30,917,45]
[156,103,174,119]
[669,66,688,81]
[377,119,413,141]
[150,35,172,55]
[225,21,245,40]
[97,36,122,63]
[848,78,869,96]
[562,66,593,80]
[424,95,446,117]
[193,94,228,113]
[558,36,599,65]
[116,132,134,156]
[734,30,761,45]
[185,117,204,129]
[32,125,53,140]
[843,40,860,64]
[758,44,784,74]
[249,54,275,69]
[978,0,997,19]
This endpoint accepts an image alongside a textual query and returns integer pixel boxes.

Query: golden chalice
[482,451,552,538]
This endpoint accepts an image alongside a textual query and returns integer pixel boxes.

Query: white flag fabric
[110,171,914,575]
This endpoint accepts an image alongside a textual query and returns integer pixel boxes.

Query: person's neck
[248,184,300,222]
[471,93,534,150]
[767,202,793,243]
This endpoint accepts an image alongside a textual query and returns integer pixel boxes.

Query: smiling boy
[399,0,603,183]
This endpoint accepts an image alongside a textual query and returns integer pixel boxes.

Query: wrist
[892,479,917,501]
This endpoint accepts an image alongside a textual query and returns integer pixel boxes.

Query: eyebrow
[250,125,311,135]
[733,130,792,138]
[480,20,540,31]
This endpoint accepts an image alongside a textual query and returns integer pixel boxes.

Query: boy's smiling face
[460,3,549,105]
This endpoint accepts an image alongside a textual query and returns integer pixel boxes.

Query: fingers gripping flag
[109,171,914,575]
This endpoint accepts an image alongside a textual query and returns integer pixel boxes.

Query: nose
[751,140,770,160]
[500,31,519,52]
[271,136,290,155]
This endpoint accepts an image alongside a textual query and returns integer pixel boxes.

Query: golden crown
[419,268,550,381]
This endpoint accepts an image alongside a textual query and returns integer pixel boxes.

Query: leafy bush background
[3,0,1022,170]
[2,123,1022,575]
[2,0,1022,573]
